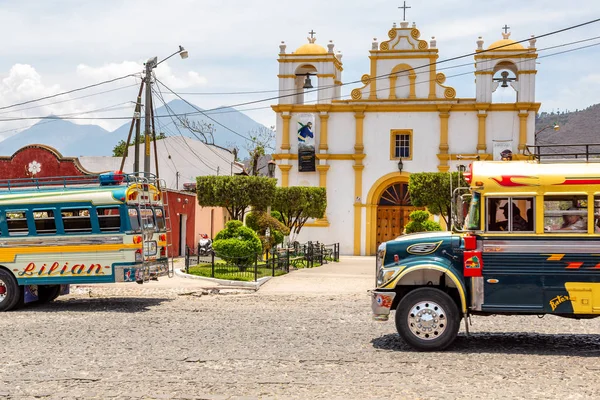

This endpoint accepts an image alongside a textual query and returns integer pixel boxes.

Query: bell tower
[276,31,343,105]
[475,29,538,103]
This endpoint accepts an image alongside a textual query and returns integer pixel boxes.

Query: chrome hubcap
[407,300,447,340]
[0,279,7,303]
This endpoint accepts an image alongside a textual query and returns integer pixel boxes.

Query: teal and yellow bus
[0,172,171,311]
[371,148,600,350]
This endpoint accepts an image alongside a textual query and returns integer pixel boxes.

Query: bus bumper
[370,290,396,321]
[115,262,170,283]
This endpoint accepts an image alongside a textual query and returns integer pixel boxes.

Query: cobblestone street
[0,257,599,399]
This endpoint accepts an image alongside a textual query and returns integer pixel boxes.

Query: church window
[389,129,412,160]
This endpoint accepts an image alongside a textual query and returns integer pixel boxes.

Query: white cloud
[1,0,600,142]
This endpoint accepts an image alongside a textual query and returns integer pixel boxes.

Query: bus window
[544,196,587,233]
[6,210,29,236]
[140,208,155,231]
[97,207,121,232]
[128,207,141,232]
[486,197,534,232]
[154,208,166,231]
[33,209,57,235]
[62,208,92,233]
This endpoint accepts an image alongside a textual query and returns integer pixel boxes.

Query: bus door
[479,196,544,313]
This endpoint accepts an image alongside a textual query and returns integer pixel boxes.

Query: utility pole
[144,57,158,178]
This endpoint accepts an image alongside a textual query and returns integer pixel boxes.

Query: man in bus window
[501,203,528,231]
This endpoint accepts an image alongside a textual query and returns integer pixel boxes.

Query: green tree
[112,132,166,157]
[246,211,290,252]
[404,210,442,234]
[213,220,262,269]
[196,175,276,221]
[272,187,327,241]
[409,172,466,226]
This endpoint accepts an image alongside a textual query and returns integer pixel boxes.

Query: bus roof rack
[0,172,161,192]
[524,143,600,163]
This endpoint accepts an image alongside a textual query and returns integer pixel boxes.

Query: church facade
[271,20,540,255]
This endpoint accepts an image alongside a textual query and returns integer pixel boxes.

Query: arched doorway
[365,172,419,255]
[376,182,414,248]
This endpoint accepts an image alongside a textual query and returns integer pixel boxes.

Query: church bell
[303,74,313,89]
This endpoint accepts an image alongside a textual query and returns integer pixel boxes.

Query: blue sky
[0,0,598,141]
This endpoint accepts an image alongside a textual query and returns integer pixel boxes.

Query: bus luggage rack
[0,172,160,191]
[524,143,600,163]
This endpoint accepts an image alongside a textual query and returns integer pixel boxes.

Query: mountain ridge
[0,99,269,159]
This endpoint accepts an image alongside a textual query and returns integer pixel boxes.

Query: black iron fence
[184,241,340,282]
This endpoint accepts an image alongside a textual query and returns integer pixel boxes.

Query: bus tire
[38,285,61,304]
[0,269,21,311]
[395,287,460,351]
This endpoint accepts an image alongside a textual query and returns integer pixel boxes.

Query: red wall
[164,191,197,257]
[0,145,92,178]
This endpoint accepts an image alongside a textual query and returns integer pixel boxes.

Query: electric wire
[0,23,599,126]
[152,83,219,172]
[0,73,142,112]
[151,85,249,167]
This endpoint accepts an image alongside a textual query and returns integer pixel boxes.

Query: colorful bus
[371,145,600,351]
[0,172,172,311]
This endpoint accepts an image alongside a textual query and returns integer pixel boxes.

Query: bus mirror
[453,193,471,230]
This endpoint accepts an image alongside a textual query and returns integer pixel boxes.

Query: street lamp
[534,123,559,143]
[397,158,404,173]
[267,160,276,178]
[140,46,189,177]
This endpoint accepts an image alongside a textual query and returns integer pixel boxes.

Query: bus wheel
[38,285,61,304]
[0,269,21,311]
[395,287,460,351]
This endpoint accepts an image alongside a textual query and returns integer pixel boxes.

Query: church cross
[398,1,411,21]
[308,30,316,39]
[502,24,510,34]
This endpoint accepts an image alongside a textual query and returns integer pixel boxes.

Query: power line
[0,73,141,112]
[1,22,599,125]
[0,82,140,116]
[154,77,261,145]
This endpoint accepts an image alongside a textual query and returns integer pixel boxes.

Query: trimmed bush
[405,210,442,234]
[245,211,290,252]
[213,220,262,269]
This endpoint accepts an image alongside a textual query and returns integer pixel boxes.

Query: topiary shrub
[404,210,442,234]
[245,211,290,253]
[213,220,262,270]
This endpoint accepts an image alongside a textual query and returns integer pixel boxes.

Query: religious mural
[297,113,316,172]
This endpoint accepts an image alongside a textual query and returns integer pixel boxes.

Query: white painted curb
[175,268,271,289]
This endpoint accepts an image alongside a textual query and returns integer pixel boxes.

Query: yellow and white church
[271,19,540,255]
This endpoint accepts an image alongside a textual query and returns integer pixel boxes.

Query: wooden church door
[376,182,414,248]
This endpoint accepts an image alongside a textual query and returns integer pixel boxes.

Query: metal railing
[184,241,340,282]
[524,143,600,163]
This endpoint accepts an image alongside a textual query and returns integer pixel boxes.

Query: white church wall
[448,112,478,154]
[486,112,520,155]
[361,112,441,177]
[295,159,355,254]
[327,113,356,154]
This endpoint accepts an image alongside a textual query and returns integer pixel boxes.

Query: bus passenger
[501,203,528,231]
[557,208,586,231]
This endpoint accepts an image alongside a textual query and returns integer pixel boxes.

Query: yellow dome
[487,39,525,51]
[294,43,327,55]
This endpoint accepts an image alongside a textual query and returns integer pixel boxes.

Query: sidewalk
[71,256,376,295]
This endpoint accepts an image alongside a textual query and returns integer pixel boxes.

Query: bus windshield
[464,191,481,230]
[140,208,156,231]
[128,207,141,232]
[154,208,166,231]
